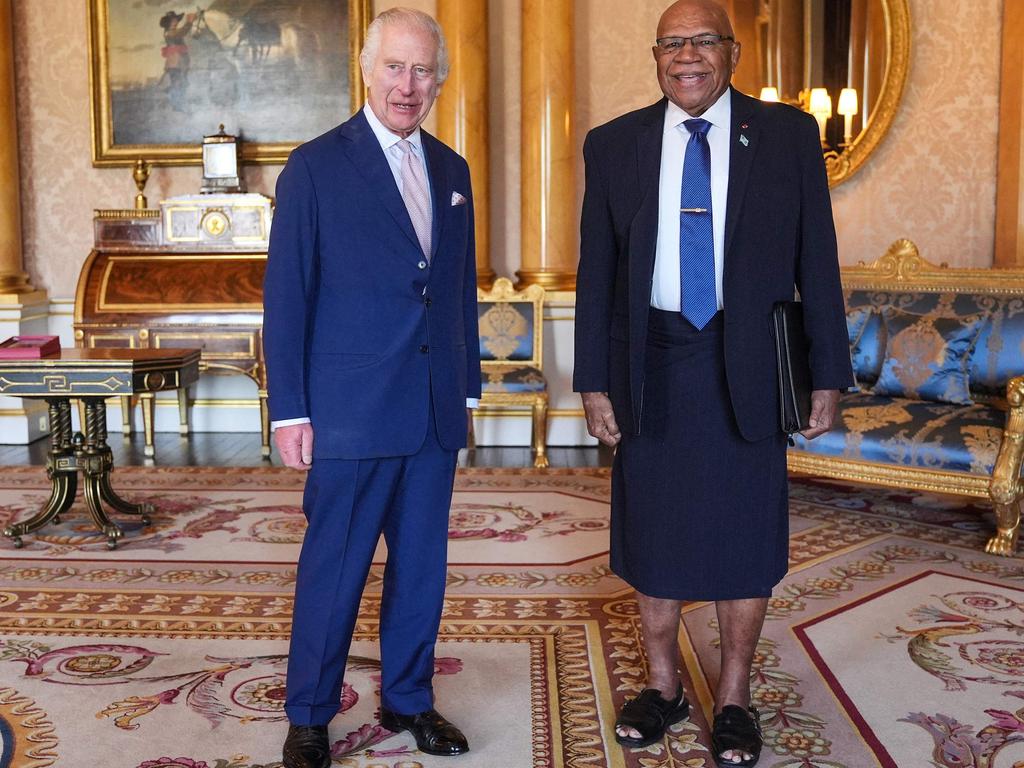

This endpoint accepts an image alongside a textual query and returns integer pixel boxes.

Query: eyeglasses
[654,35,734,54]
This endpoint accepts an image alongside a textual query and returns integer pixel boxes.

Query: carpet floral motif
[447,501,608,542]
[0,638,460,741]
[0,467,1022,767]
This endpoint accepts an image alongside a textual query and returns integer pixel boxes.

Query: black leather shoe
[282,724,330,768]
[380,707,470,756]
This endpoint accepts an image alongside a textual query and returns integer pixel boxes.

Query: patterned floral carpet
[0,465,1020,768]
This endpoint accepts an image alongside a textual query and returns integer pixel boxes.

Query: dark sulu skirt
[610,309,789,601]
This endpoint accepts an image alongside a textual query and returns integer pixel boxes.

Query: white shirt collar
[362,104,424,153]
[663,87,732,133]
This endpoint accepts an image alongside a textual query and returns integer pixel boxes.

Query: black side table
[0,348,200,548]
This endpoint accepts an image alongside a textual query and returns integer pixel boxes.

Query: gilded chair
[475,277,549,468]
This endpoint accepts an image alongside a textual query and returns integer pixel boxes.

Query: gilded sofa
[788,240,1024,556]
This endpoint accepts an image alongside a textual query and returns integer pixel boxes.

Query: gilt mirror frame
[825,0,911,188]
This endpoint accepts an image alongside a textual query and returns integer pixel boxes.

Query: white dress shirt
[272,106,477,432]
[651,89,731,313]
[363,103,432,201]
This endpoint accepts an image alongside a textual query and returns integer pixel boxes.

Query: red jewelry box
[0,335,62,359]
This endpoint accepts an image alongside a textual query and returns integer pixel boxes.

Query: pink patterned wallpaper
[11,0,1001,298]
[830,0,1002,268]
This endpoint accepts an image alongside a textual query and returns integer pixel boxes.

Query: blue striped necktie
[679,118,717,330]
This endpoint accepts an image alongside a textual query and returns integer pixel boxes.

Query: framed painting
[87,0,372,166]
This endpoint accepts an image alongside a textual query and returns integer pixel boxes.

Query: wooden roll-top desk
[76,199,272,456]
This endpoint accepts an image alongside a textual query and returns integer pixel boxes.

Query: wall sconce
[763,86,861,152]
[836,88,859,146]
[808,88,832,147]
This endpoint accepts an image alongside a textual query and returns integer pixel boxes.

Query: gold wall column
[0,0,41,302]
[517,0,576,290]
[437,0,494,287]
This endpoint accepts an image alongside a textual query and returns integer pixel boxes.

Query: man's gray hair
[360,7,450,85]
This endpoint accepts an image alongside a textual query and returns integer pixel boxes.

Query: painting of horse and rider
[88,0,370,165]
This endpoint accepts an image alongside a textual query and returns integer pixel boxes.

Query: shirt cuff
[466,398,479,409]
[271,417,311,431]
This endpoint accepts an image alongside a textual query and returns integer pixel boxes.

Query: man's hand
[275,423,314,471]
[800,389,840,440]
[581,392,621,447]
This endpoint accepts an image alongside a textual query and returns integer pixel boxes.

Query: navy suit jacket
[574,89,853,442]
[263,110,482,459]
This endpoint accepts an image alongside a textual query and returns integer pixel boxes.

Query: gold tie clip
[680,207,708,213]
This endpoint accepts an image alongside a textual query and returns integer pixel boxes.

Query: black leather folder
[772,301,813,436]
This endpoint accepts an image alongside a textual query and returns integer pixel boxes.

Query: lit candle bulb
[808,88,832,146]
[759,86,779,102]
[837,88,859,146]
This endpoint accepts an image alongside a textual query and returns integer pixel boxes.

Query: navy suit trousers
[284,412,457,725]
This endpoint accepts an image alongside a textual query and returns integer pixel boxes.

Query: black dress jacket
[573,89,854,442]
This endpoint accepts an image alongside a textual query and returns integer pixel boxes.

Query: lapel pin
[741,123,749,129]
[739,134,749,147]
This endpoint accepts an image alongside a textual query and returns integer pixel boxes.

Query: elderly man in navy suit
[574,1,852,765]
[263,8,481,767]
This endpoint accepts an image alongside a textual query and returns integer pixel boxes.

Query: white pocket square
[451,191,467,206]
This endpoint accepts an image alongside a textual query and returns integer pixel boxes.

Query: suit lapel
[339,111,422,258]
[724,88,759,259]
[422,132,449,261]
[629,99,667,294]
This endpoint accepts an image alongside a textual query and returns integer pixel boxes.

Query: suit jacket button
[420,344,429,353]
[418,260,427,269]
[424,297,432,307]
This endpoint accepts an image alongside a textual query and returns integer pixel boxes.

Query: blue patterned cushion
[846,306,872,345]
[478,302,535,362]
[970,301,1024,395]
[845,290,1024,396]
[849,307,884,385]
[846,306,874,389]
[482,365,546,394]
[872,308,985,405]
[791,393,1008,475]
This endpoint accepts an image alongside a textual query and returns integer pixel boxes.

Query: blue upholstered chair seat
[481,365,547,394]
[792,393,1007,475]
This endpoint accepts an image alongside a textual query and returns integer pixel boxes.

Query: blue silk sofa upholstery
[788,240,1024,556]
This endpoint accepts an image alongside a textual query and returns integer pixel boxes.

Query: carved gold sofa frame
[787,240,1024,556]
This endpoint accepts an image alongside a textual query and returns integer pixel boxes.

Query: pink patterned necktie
[397,139,432,257]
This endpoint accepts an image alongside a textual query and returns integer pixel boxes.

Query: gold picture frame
[87,0,372,167]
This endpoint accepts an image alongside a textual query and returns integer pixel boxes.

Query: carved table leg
[531,397,550,469]
[139,392,156,458]
[120,395,133,436]
[986,500,1022,556]
[83,397,155,549]
[80,398,125,548]
[258,388,271,458]
[177,386,190,436]
[3,398,77,547]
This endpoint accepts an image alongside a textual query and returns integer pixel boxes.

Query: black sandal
[614,683,690,748]
[711,705,763,767]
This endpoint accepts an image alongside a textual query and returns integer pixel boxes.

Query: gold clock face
[201,210,230,238]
